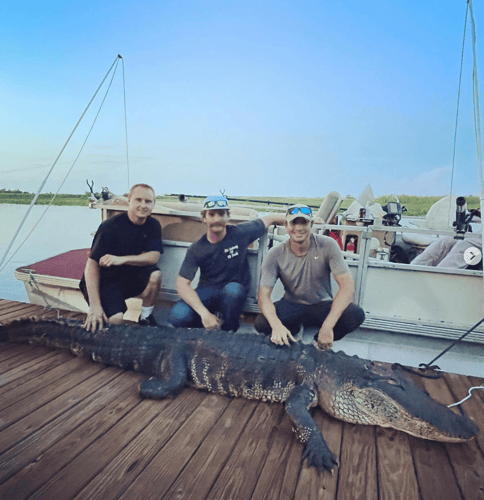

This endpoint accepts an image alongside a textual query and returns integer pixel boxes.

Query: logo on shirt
[225,245,239,259]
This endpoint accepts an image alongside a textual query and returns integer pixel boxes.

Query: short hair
[129,183,156,200]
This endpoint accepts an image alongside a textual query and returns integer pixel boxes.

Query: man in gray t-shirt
[255,204,365,349]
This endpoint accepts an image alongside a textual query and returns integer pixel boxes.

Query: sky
[1,0,483,199]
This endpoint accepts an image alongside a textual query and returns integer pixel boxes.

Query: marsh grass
[0,190,479,217]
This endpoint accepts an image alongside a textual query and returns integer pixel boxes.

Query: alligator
[0,317,478,472]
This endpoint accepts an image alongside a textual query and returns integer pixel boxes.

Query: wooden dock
[0,299,483,500]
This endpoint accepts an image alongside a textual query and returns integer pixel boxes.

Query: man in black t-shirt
[169,195,284,332]
[80,184,163,331]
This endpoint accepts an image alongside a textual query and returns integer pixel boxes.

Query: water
[0,204,100,301]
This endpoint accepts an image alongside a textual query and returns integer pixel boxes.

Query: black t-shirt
[87,212,163,284]
[179,219,265,288]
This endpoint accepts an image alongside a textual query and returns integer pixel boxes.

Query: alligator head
[315,351,478,442]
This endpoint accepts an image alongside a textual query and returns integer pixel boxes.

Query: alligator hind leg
[139,347,188,399]
[285,384,338,473]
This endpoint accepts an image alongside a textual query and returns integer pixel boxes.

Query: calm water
[0,204,100,302]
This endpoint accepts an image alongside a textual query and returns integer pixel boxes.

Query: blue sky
[1,0,483,199]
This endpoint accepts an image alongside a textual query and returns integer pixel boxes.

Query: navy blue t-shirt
[87,212,163,284]
[179,219,265,288]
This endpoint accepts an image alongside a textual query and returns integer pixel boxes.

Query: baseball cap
[285,204,313,223]
[202,195,231,210]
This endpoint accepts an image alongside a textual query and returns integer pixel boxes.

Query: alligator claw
[302,436,338,472]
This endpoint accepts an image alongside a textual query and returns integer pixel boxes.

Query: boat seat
[425,195,456,230]
[401,233,436,248]
[316,191,344,223]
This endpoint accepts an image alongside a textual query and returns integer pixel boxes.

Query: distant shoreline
[0,191,479,217]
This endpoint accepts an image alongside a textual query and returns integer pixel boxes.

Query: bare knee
[108,313,124,324]
[149,270,162,288]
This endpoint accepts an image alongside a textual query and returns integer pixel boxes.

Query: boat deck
[0,299,483,500]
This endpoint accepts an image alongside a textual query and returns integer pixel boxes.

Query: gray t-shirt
[260,233,349,305]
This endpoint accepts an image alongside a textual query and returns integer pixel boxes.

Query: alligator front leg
[285,384,338,472]
[139,346,188,399]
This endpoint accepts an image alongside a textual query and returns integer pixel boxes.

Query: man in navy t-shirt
[80,184,163,331]
[169,195,284,332]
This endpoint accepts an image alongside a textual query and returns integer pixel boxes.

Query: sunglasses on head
[286,206,312,216]
[203,199,230,209]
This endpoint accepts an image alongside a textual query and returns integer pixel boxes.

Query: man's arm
[99,251,160,268]
[317,272,354,349]
[83,258,108,332]
[258,285,296,346]
[175,276,221,330]
[260,213,286,228]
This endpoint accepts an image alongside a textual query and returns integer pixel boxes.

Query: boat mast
[468,0,484,288]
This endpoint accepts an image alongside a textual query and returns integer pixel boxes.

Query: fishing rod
[165,193,321,209]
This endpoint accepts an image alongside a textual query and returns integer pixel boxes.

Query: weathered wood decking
[0,298,483,500]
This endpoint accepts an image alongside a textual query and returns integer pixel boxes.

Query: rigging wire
[469,0,484,216]
[0,55,121,273]
[0,59,121,273]
[121,56,130,190]
[449,1,469,203]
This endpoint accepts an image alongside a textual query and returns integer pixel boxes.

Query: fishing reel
[454,196,480,239]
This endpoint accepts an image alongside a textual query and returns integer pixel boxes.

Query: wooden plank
[336,423,378,500]
[0,342,51,362]
[0,345,56,372]
[406,374,466,500]
[0,303,75,322]
[162,398,260,500]
[205,402,287,500]
[0,373,140,499]
[34,390,203,500]
[0,355,98,417]
[79,391,231,500]
[293,411,343,500]
[0,345,38,365]
[0,343,20,354]
[409,437,462,500]
[248,404,304,500]
[0,304,47,321]
[443,440,484,500]
[0,351,65,390]
[375,428,420,500]
[0,361,109,452]
[440,373,484,500]
[443,373,484,457]
[0,301,32,313]
[467,376,484,411]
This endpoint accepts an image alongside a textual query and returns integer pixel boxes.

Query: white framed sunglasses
[203,198,230,209]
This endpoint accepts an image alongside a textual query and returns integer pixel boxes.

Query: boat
[13,186,484,377]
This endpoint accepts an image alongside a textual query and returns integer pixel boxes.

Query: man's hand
[99,254,124,267]
[270,324,297,346]
[317,322,334,350]
[200,311,222,330]
[83,304,108,332]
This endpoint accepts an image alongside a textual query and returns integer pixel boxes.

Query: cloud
[374,167,453,197]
